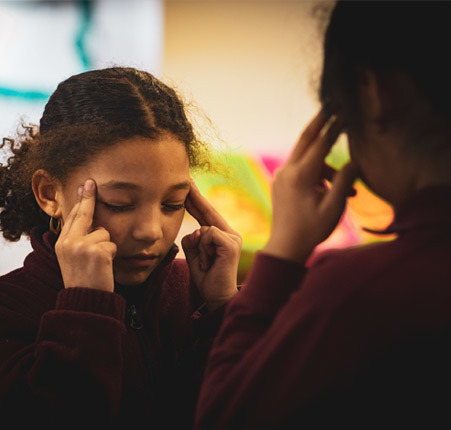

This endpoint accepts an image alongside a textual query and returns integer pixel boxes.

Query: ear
[31,169,63,218]
[357,67,383,121]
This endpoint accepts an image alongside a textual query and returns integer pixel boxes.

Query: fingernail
[189,178,199,190]
[191,229,200,239]
[84,179,94,192]
[77,185,84,199]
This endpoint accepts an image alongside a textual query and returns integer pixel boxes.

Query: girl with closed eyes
[0,67,241,428]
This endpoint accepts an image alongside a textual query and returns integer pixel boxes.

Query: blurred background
[0,0,394,281]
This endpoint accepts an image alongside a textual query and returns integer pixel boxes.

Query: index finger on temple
[70,179,97,236]
[296,116,343,180]
[288,110,328,163]
[58,184,83,237]
[186,180,235,233]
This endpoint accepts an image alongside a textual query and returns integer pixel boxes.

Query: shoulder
[306,241,391,285]
[0,266,49,336]
[284,240,400,318]
[308,227,451,285]
[0,244,60,322]
[299,232,451,320]
[0,266,33,302]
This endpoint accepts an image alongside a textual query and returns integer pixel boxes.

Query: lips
[119,253,160,269]
[125,253,159,260]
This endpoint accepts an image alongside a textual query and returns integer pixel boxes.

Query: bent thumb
[181,229,201,261]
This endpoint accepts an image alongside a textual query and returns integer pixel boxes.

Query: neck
[379,152,451,210]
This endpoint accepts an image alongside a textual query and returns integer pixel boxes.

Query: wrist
[205,289,238,311]
[263,236,314,265]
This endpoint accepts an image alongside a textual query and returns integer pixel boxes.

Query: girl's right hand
[55,179,117,292]
[263,110,358,265]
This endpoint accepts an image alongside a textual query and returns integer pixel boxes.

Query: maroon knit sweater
[196,186,451,429]
[0,226,223,428]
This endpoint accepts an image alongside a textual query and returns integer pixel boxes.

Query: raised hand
[181,180,242,310]
[263,110,358,264]
[55,179,117,292]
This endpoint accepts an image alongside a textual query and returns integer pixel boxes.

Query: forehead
[67,135,190,192]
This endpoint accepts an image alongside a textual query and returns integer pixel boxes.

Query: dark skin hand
[182,180,242,310]
[264,110,358,264]
[55,179,117,292]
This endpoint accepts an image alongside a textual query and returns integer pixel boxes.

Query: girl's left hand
[181,180,242,310]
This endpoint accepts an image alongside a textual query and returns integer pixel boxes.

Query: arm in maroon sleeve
[194,252,307,428]
[0,287,127,425]
[195,247,382,429]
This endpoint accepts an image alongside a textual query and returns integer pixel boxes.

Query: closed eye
[101,202,134,212]
[162,203,185,212]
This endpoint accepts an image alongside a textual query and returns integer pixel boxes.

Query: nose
[131,207,163,243]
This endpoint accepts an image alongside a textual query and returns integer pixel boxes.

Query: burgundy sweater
[0,226,223,428]
[195,186,451,429]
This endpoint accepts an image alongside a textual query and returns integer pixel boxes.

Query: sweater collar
[362,185,451,236]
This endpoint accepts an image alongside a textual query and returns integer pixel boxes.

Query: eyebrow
[170,180,191,191]
[97,180,191,192]
[98,181,141,191]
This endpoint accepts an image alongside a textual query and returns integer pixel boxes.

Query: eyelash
[102,203,134,213]
[163,203,185,212]
[101,203,185,213]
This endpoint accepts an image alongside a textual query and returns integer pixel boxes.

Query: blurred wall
[162,0,325,158]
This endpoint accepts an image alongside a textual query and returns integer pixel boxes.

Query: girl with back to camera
[195,1,451,428]
[0,67,241,427]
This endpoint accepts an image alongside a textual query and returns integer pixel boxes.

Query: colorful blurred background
[0,0,395,280]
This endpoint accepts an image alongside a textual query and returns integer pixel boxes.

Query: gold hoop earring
[49,216,62,235]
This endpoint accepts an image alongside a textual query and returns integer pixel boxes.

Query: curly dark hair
[0,67,210,241]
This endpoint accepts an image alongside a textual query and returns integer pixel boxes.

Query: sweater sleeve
[0,286,127,426]
[194,252,313,429]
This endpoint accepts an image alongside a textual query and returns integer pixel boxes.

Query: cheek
[164,211,185,240]
[92,210,127,245]
[347,131,363,163]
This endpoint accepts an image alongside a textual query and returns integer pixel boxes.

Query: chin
[113,253,165,286]
[113,267,155,286]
